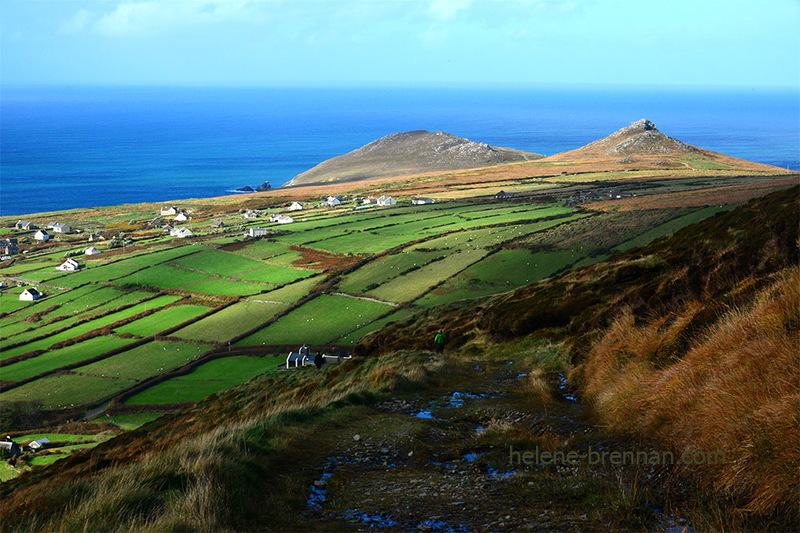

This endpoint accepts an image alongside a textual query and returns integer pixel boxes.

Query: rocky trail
[299,355,690,532]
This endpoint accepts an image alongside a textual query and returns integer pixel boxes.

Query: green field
[337,307,418,345]
[171,250,266,276]
[254,276,323,304]
[115,264,210,288]
[124,356,282,404]
[77,341,212,381]
[172,301,287,343]
[113,305,211,337]
[183,278,267,296]
[0,372,138,409]
[236,294,394,346]
[235,264,317,285]
[0,336,134,382]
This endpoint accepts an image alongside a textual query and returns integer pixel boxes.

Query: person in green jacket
[434,329,447,353]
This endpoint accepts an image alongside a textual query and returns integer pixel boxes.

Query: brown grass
[576,267,800,516]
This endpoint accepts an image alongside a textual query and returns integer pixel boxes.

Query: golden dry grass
[577,267,800,515]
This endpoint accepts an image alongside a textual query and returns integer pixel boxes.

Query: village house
[28,438,50,451]
[495,190,515,200]
[0,281,10,289]
[162,224,174,232]
[326,196,342,206]
[0,238,19,256]
[148,216,164,228]
[210,219,225,228]
[247,227,268,237]
[287,202,303,211]
[412,197,434,205]
[0,437,21,457]
[15,220,37,231]
[242,210,259,219]
[19,288,41,301]
[34,229,50,241]
[160,206,180,216]
[377,195,396,206]
[88,233,105,242]
[84,246,102,256]
[174,212,190,222]
[270,214,294,224]
[48,222,72,234]
[57,258,81,272]
[170,227,194,239]
[362,197,379,205]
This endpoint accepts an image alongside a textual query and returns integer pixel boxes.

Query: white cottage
[57,258,81,271]
[174,212,189,222]
[287,202,303,211]
[170,227,194,238]
[85,246,102,255]
[34,229,50,241]
[248,227,268,237]
[326,196,342,206]
[377,195,396,206]
[412,197,434,205]
[20,288,41,301]
[48,222,72,234]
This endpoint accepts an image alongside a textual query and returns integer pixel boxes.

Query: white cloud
[92,0,260,37]
[427,0,473,21]
[58,8,93,35]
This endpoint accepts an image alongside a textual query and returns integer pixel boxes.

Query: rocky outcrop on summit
[284,130,543,187]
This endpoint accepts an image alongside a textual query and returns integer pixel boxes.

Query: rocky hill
[284,130,543,187]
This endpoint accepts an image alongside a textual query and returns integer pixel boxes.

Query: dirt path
[299,355,690,532]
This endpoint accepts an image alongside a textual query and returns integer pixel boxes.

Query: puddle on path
[557,373,577,402]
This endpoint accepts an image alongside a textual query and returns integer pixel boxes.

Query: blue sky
[1,0,798,88]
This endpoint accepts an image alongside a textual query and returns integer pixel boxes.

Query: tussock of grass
[577,267,800,517]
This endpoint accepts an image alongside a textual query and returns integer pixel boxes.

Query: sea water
[2,86,797,216]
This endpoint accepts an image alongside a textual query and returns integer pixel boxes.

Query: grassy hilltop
[0,122,797,530]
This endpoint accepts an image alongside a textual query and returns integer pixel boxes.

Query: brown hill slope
[542,119,781,172]
[284,130,543,187]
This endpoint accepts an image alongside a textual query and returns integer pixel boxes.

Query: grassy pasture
[417,249,585,307]
[0,336,133,382]
[236,294,393,346]
[113,305,211,337]
[337,307,418,345]
[309,231,421,254]
[123,355,282,404]
[613,205,735,252]
[184,278,266,296]
[253,275,323,304]
[172,301,286,342]
[235,264,316,285]
[119,246,200,266]
[0,289,32,314]
[337,250,447,295]
[228,240,292,260]
[1,295,179,360]
[114,264,210,288]
[0,261,54,274]
[106,413,164,429]
[77,341,212,381]
[43,263,146,288]
[0,372,137,409]
[368,248,490,303]
[171,250,265,277]
[0,285,100,328]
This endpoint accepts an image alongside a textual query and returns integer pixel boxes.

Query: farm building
[174,212,190,222]
[412,197,434,205]
[14,220,37,231]
[248,227,268,237]
[162,224,174,232]
[85,246,102,255]
[29,438,50,451]
[270,214,294,224]
[170,227,194,239]
[160,206,180,216]
[0,281,9,289]
[242,210,259,219]
[495,191,515,200]
[362,197,378,205]
[148,216,165,227]
[48,222,72,234]
[211,219,225,228]
[0,238,19,256]
[377,196,396,206]
[88,233,105,242]
[19,288,41,301]
[0,437,21,457]
[57,258,81,271]
[326,196,342,206]
[34,229,50,241]
[287,202,304,211]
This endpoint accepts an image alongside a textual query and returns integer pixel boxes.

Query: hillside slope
[355,185,799,518]
[284,130,543,186]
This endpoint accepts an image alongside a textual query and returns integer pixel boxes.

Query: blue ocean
[2,86,798,216]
